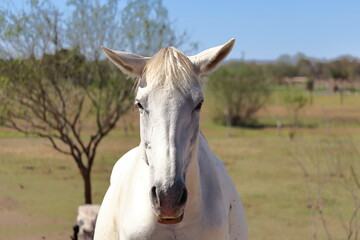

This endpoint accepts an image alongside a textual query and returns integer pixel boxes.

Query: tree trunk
[339,78,344,105]
[81,169,92,204]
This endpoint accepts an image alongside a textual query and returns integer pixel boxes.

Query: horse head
[101,39,235,224]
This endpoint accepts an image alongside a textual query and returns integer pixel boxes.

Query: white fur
[94,39,247,240]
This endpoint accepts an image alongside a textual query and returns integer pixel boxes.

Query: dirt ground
[0,195,73,240]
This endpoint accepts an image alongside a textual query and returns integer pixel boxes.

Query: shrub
[207,62,271,127]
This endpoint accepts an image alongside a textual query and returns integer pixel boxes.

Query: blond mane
[142,47,197,90]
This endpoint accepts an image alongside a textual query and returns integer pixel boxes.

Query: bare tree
[0,0,133,204]
[120,0,197,56]
[294,130,360,240]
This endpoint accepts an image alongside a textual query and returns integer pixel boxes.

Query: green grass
[0,89,359,239]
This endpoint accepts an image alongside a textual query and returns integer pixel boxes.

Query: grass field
[0,90,359,240]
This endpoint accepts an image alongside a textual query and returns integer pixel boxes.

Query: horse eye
[194,101,204,111]
[136,102,144,110]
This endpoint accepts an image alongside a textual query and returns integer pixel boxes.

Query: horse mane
[141,47,197,90]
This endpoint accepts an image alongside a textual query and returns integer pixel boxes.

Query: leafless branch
[347,204,360,240]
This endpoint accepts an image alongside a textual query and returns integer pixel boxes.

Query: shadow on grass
[221,121,319,129]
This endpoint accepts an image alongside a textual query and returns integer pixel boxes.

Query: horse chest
[121,217,229,240]
[120,195,229,240]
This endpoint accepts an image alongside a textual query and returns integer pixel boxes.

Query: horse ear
[189,38,235,75]
[101,46,150,77]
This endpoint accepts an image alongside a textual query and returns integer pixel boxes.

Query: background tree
[0,0,194,204]
[120,0,197,56]
[330,59,349,105]
[265,55,298,84]
[306,78,315,105]
[207,62,271,128]
[296,53,316,77]
[283,89,308,140]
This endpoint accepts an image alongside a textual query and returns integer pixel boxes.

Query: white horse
[94,39,248,240]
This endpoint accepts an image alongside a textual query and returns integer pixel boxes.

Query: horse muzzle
[150,184,188,225]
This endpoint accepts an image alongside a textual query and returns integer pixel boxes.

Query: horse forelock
[141,47,197,90]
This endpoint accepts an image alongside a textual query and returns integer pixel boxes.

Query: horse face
[136,77,203,224]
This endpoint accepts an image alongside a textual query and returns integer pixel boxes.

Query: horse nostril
[151,186,159,206]
[179,187,188,206]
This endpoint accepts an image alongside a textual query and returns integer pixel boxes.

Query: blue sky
[163,0,360,60]
[6,0,360,60]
